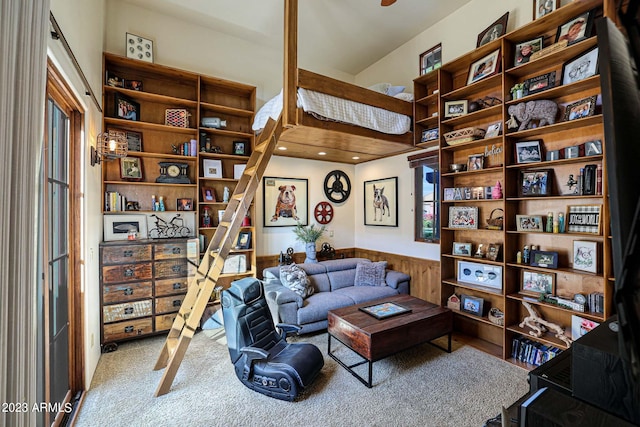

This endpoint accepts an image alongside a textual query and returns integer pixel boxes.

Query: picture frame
[530,250,559,268]
[233,140,248,155]
[202,159,222,178]
[563,95,597,121]
[515,215,544,232]
[534,0,560,20]
[514,37,543,66]
[457,260,503,290]
[562,47,599,85]
[419,43,442,76]
[176,198,193,211]
[448,206,478,229]
[523,71,556,96]
[477,12,509,47]
[555,11,593,46]
[444,100,468,118]
[124,80,143,91]
[521,270,555,297]
[122,129,142,152]
[421,128,439,142]
[103,214,148,241]
[235,230,252,250]
[467,154,484,171]
[452,242,472,257]
[583,140,603,157]
[486,243,501,261]
[485,122,502,138]
[566,204,602,234]
[468,49,501,85]
[519,169,552,197]
[234,164,246,180]
[515,140,543,164]
[359,301,412,320]
[263,177,309,227]
[106,71,124,88]
[573,240,598,273]
[119,156,143,181]
[461,294,485,317]
[114,93,140,121]
[126,32,153,63]
[201,187,216,202]
[364,177,398,227]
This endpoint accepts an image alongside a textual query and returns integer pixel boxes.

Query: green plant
[292,221,326,243]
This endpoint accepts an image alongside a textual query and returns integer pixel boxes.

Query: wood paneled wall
[257,248,441,305]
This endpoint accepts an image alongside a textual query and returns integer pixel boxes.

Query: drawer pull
[172,247,181,254]
[124,325,134,333]
[171,265,182,273]
[172,299,182,307]
[124,288,133,296]
[172,282,182,290]
[124,307,134,315]
[124,268,134,277]
[123,250,133,257]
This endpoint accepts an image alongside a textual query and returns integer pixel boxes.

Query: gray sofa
[262,258,410,334]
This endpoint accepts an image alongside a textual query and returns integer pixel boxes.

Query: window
[419,43,442,76]
[409,152,440,242]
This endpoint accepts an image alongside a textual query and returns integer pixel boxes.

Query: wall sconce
[91,130,128,166]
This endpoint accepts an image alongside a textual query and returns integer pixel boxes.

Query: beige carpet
[75,330,528,427]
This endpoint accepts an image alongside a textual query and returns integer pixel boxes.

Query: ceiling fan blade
[381,0,396,6]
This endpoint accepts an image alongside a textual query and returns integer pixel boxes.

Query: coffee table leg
[327,333,374,388]
[429,332,452,353]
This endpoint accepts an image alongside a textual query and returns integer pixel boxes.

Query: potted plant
[292,221,326,263]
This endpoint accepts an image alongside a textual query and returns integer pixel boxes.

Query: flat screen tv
[597,8,640,392]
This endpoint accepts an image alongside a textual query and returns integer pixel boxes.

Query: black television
[597,5,640,393]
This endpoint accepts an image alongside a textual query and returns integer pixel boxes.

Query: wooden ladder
[153,117,282,396]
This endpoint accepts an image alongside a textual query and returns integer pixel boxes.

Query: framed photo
[519,169,552,197]
[201,187,216,202]
[515,215,544,232]
[562,47,599,85]
[119,156,143,181]
[573,240,598,273]
[486,243,501,261]
[563,95,597,121]
[514,37,543,66]
[572,314,600,339]
[567,204,601,234]
[103,214,148,241]
[457,261,503,290]
[453,242,472,257]
[176,198,193,211]
[448,206,478,229]
[468,49,501,85]
[421,128,439,142]
[556,11,593,46]
[521,270,555,297]
[263,177,309,227]
[444,100,468,118]
[124,129,142,152]
[530,250,559,268]
[233,140,248,155]
[126,32,153,63]
[485,122,502,138]
[234,164,246,179]
[359,302,412,320]
[523,71,556,96]
[515,140,543,164]
[461,294,485,317]
[124,80,143,91]
[106,71,124,88]
[584,140,603,156]
[202,159,222,178]
[235,231,252,250]
[114,93,140,121]
[477,12,509,47]
[467,154,484,171]
[534,0,559,20]
[364,177,398,227]
[419,43,442,76]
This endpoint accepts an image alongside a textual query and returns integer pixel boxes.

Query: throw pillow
[354,261,388,287]
[279,263,314,298]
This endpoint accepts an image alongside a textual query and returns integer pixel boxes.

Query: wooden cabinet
[99,239,198,351]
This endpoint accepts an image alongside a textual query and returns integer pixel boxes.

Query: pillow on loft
[354,261,388,287]
[280,263,314,298]
[387,85,406,96]
[367,82,406,97]
[394,92,414,102]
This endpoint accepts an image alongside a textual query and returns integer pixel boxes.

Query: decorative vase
[304,242,318,263]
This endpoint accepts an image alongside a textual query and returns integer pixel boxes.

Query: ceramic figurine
[492,181,503,199]
[223,186,230,203]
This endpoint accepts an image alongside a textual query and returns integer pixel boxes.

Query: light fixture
[318,152,326,156]
[91,130,128,166]
[277,146,287,151]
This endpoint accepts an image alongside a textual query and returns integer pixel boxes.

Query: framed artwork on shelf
[201,187,216,202]
[114,93,140,121]
[419,43,442,75]
[573,240,598,273]
[235,231,252,250]
[461,294,485,317]
[124,129,142,151]
[520,270,555,297]
[530,250,559,268]
[119,156,143,181]
[444,100,468,118]
[555,11,593,46]
[106,71,124,88]
[485,122,502,138]
[176,198,193,211]
[562,47,599,85]
[202,159,222,178]
[448,206,478,229]
[421,128,439,143]
[233,140,248,155]
[452,242,472,257]
[467,154,484,171]
[534,0,559,20]
[476,12,509,47]
[103,214,148,241]
[126,32,153,63]
[486,243,501,261]
[515,140,543,164]
[124,80,143,91]
[468,49,501,85]
[515,215,544,232]
[566,204,601,234]
[457,260,503,290]
[514,37,543,66]
[523,71,556,96]
[263,176,309,227]
[234,164,246,179]
[364,177,398,227]
[519,169,552,197]
[563,95,597,121]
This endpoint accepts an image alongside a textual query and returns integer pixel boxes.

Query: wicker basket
[488,308,504,326]
[486,208,504,230]
[165,108,191,128]
[444,127,486,145]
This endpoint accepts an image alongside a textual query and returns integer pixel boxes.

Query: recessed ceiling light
[352,156,360,160]
[277,146,287,151]
[318,152,326,155]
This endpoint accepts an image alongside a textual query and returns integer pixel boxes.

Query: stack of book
[512,336,562,366]
[104,191,126,211]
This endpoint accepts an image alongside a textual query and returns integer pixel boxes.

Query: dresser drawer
[155,295,186,314]
[155,277,190,296]
[103,300,153,323]
[155,313,178,332]
[102,244,152,264]
[103,281,152,304]
[103,318,153,342]
[102,262,153,284]
[155,242,188,260]
[155,259,195,279]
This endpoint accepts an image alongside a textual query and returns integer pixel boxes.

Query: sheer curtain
[0,1,50,426]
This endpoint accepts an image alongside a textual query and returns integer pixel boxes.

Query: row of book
[512,336,562,367]
[577,164,602,196]
[588,291,605,314]
[105,191,128,212]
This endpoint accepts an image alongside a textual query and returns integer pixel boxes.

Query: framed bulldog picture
[263,177,309,227]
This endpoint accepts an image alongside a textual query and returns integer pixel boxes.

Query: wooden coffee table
[327,294,452,388]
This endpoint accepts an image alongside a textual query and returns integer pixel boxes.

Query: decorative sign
[567,205,601,234]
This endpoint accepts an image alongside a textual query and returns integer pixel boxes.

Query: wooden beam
[283,0,298,128]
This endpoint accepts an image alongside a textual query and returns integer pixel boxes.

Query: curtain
[0,0,50,426]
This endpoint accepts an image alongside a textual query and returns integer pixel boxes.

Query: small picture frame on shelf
[515,140,543,164]
[235,230,252,250]
[233,141,248,155]
[124,129,143,152]
[448,206,478,229]
[234,164,246,180]
[530,250,559,268]
[514,37,543,66]
[563,95,597,121]
[106,71,124,88]
[515,214,544,232]
[176,198,193,211]
[421,128,439,142]
[523,71,556,96]
[202,159,222,178]
[119,156,143,181]
[468,49,501,85]
[444,100,468,118]
[555,11,593,46]
[486,243,501,261]
[562,47,599,85]
[583,140,603,156]
[484,122,502,138]
[467,154,484,171]
[566,204,602,234]
[519,169,552,197]
[457,260,503,290]
[201,187,216,202]
[534,0,559,20]
[476,12,509,47]
[573,240,598,273]
[461,294,485,317]
[124,80,143,91]
[521,270,555,297]
[452,242,472,256]
[114,93,140,121]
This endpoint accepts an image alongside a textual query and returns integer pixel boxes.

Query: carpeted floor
[75,330,528,427]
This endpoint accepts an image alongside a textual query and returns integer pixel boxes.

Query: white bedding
[252,88,411,135]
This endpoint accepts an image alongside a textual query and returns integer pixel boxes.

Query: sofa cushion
[297,292,354,325]
[334,285,400,304]
[280,263,314,298]
[354,261,388,287]
[325,258,371,291]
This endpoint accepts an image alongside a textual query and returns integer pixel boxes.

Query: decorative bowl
[449,163,467,173]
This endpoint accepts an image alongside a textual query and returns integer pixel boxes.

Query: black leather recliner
[221,277,324,401]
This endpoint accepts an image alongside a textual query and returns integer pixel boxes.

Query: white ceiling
[120,0,472,75]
